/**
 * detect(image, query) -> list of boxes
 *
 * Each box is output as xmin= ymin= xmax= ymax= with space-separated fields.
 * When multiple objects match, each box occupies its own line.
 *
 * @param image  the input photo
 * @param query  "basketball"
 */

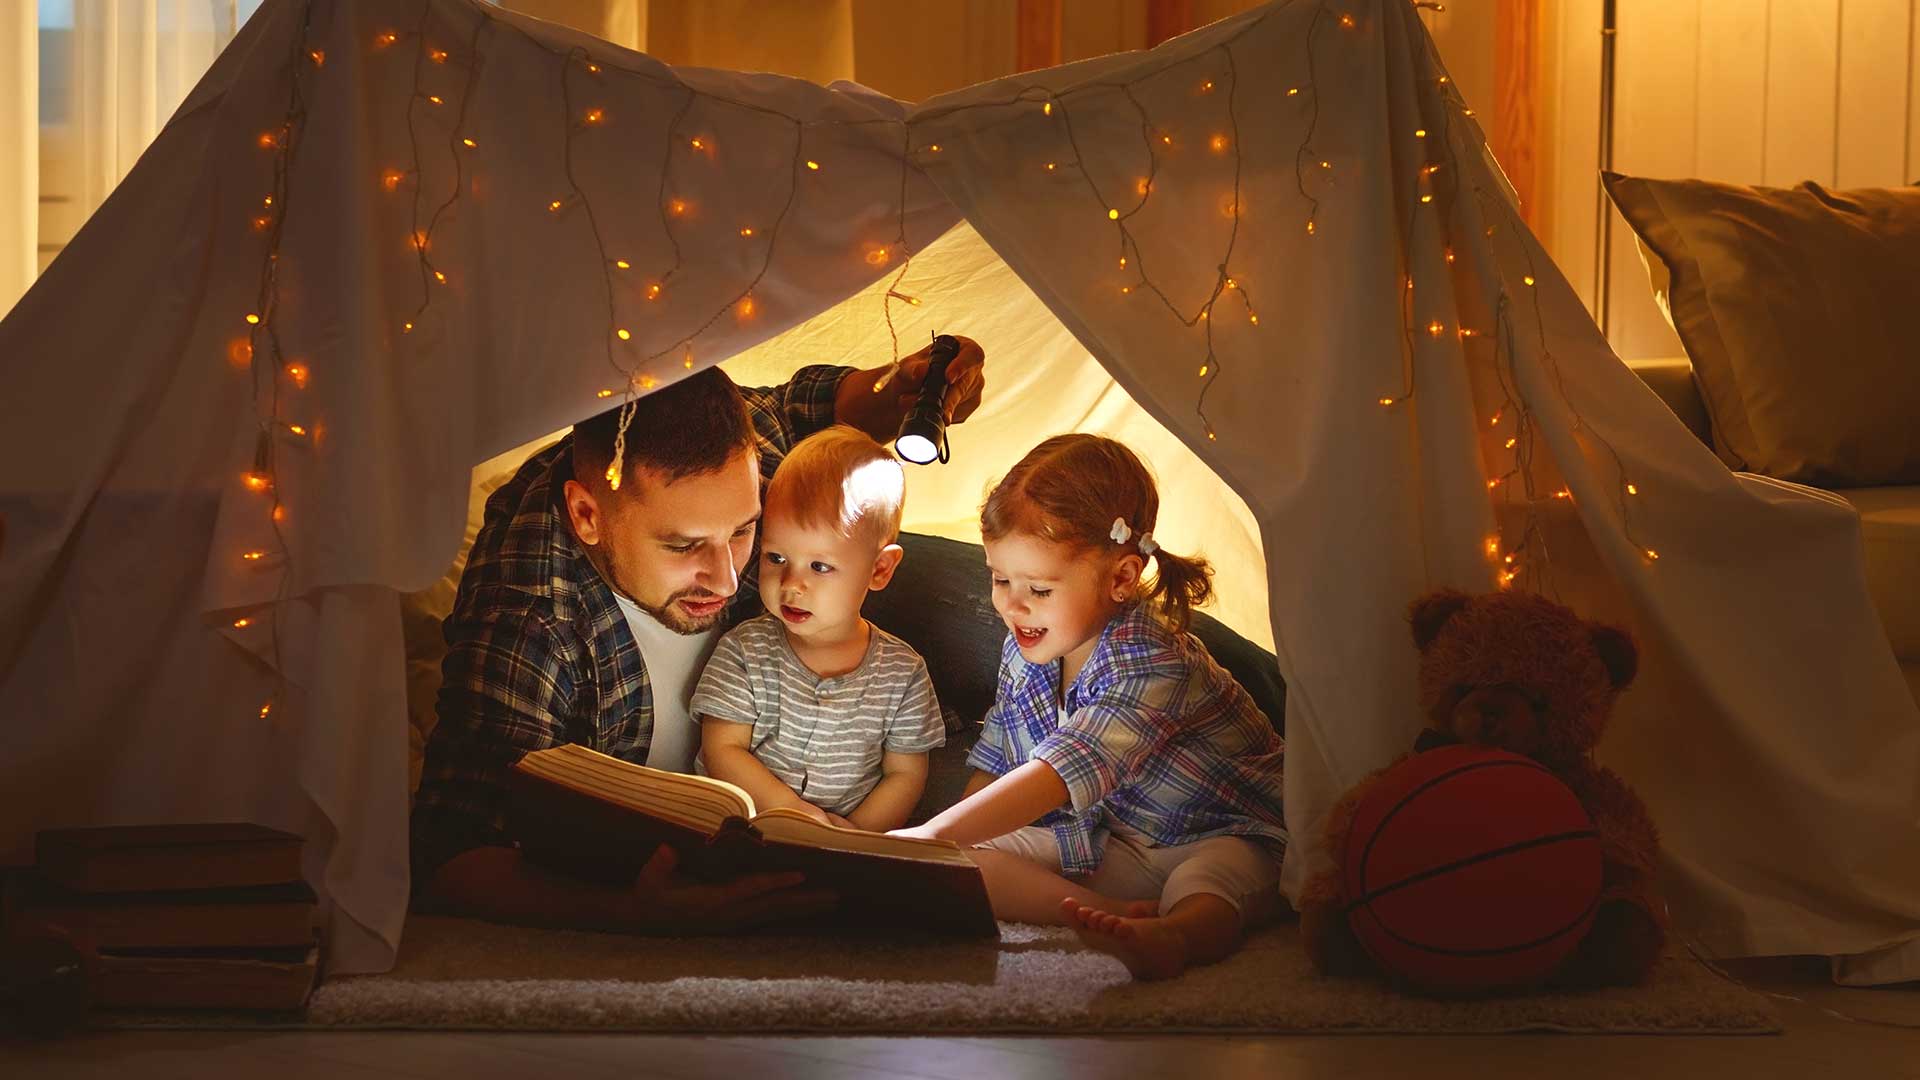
xmin=1341 ymin=744 xmax=1603 ymax=994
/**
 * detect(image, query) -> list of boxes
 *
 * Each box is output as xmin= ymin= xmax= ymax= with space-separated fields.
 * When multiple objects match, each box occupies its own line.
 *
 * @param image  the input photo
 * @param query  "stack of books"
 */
xmin=5 ymin=823 xmax=319 ymax=1011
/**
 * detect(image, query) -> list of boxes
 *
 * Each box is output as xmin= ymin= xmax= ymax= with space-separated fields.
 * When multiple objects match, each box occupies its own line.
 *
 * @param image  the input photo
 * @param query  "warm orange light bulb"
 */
xmin=427 ymin=95 xmax=444 ymax=105
xmin=308 ymin=49 xmax=325 ymax=66
xmin=1504 ymin=437 xmax=1517 ymax=449
xmin=1378 ymin=397 xmax=1396 ymax=406
xmin=429 ymin=48 xmax=448 ymax=63
xmin=245 ymin=313 xmax=261 ymax=325
xmin=1043 ymin=102 xmax=1052 ymax=116
xmin=461 ymin=137 xmax=476 ymax=148
xmin=1340 ymin=13 xmax=1356 ymax=28
xmin=1626 ymin=483 xmax=1639 ymax=495
xmin=614 ymin=259 xmax=630 ymax=269
xmin=1209 ymin=134 xmax=1228 ymax=153
xmin=645 ymin=283 xmax=662 ymax=300
xmin=257 ymin=132 xmax=277 ymax=149
xmin=584 ymin=108 xmax=604 ymax=125
xmin=597 ymin=389 xmax=614 ymax=399
xmin=375 ymin=30 xmax=398 ymax=47
xmin=242 ymin=550 xmax=267 ymax=561
xmin=433 ymin=269 xmax=447 ymax=283
xmin=243 ymin=472 xmax=270 ymax=492
xmin=1107 ymin=208 xmax=1119 ymax=220
xmin=1198 ymin=364 xmax=1209 ymax=377
xmin=738 ymin=227 xmax=755 ymax=238
xmin=616 ymin=328 xmax=631 ymax=341
xmin=286 ymin=362 xmax=309 ymax=387
xmin=806 ymin=160 xmax=820 ymax=170
xmin=381 ymin=169 xmax=404 ymax=191
xmin=1427 ymin=320 xmax=1443 ymax=336
xmin=1287 ymin=87 xmax=1300 ymax=96
xmin=234 ymin=617 xmax=253 ymax=629
xmin=1523 ymin=275 xmax=1536 ymax=286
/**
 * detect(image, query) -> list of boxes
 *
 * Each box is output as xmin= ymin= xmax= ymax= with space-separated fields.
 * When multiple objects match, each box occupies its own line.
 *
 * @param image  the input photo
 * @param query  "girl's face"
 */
xmin=984 ymin=531 xmax=1138 ymax=676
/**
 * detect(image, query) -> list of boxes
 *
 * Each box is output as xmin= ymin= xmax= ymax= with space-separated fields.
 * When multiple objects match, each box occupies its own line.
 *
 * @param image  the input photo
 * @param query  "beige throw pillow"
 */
xmin=1603 ymin=173 xmax=1920 ymax=487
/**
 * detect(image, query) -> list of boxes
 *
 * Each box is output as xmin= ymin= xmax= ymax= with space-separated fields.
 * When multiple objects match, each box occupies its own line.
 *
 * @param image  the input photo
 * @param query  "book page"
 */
xmin=516 ymin=745 xmax=758 ymax=832
xmin=751 ymin=808 xmax=975 ymax=866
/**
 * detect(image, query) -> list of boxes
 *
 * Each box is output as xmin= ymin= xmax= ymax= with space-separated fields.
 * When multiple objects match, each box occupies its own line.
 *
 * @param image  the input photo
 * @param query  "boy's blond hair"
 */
xmin=764 ymin=425 xmax=905 ymax=551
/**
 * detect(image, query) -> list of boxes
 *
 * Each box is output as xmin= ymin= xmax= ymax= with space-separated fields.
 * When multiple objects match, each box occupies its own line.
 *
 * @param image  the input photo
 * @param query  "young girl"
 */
xmin=892 ymin=434 xmax=1287 ymax=979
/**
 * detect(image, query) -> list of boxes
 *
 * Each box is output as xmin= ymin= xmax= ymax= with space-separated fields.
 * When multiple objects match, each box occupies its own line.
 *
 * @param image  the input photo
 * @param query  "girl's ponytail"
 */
xmin=1142 ymin=547 xmax=1212 ymax=633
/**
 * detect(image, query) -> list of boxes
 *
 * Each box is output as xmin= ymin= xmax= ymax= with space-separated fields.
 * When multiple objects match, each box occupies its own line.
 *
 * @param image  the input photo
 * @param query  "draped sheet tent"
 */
xmin=3 ymin=0 xmax=1916 ymax=981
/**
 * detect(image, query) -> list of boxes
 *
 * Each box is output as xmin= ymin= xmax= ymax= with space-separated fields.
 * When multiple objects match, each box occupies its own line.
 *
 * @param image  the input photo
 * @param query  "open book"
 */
xmin=508 ymin=744 xmax=997 ymax=937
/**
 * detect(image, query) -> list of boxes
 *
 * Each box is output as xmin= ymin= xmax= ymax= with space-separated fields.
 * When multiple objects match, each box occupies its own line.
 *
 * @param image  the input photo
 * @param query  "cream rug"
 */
xmin=276 ymin=917 xmax=1778 ymax=1035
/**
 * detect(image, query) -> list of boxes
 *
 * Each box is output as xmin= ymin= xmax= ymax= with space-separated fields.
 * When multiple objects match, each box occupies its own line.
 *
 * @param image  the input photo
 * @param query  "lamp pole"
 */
xmin=1592 ymin=0 xmax=1618 ymax=337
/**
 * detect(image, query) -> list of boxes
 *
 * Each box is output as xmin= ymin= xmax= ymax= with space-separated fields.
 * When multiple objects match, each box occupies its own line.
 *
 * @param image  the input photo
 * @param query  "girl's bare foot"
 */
xmin=1061 ymin=898 xmax=1190 ymax=979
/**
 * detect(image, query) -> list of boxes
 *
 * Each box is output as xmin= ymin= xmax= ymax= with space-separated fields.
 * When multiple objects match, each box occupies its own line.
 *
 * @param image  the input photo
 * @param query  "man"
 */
xmin=411 ymin=339 xmax=986 ymax=932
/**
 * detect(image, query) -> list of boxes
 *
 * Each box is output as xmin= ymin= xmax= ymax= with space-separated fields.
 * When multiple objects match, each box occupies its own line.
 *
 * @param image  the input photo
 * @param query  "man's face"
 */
xmin=569 ymin=448 xmax=761 ymax=634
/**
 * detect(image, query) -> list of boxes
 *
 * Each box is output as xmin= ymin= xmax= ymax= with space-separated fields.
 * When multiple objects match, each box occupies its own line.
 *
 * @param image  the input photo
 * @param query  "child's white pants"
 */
xmin=977 ymin=820 xmax=1281 ymax=919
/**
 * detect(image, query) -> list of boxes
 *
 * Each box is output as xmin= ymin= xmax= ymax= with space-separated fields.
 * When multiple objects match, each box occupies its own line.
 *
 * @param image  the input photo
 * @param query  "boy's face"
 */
xmin=758 ymin=507 xmax=903 ymax=644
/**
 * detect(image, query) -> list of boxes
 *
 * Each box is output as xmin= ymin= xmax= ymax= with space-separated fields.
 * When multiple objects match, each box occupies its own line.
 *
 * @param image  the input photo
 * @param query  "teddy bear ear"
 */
xmin=1409 ymin=590 xmax=1472 ymax=651
xmin=1590 ymin=624 xmax=1638 ymax=689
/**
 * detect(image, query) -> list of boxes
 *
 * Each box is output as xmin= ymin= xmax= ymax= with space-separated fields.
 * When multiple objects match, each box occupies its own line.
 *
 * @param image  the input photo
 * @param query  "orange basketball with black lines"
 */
xmin=1341 ymin=744 xmax=1603 ymax=994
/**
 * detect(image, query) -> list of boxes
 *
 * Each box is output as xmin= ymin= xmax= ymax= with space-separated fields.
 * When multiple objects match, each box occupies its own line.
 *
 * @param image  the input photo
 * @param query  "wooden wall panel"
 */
xmin=1838 ymin=0 xmax=1912 ymax=186
xmin=1694 ymin=1 xmax=1766 ymax=181
xmin=1762 ymin=0 xmax=1840 ymax=186
xmin=1607 ymin=0 xmax=1698 ymax=359
xmin=1546 ymin=0 xmax=1602 ymax=309
xmin=1911 ymin=0 xmax=1920 ymax=180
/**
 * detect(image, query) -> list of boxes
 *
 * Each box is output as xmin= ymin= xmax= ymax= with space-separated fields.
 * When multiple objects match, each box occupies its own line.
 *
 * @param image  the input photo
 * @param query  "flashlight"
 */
xmin=894 ymin=333 xmax=960 ymax=465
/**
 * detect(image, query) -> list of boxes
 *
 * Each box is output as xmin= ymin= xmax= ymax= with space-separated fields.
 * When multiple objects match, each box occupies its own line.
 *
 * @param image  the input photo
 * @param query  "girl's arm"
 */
xmin=845 ymin=750 xmax=930 ymax=832
xmin=903 ymin=759 xmax=1069 ymax=846
xmin=700 ymin=718 xmax=829 ymax=824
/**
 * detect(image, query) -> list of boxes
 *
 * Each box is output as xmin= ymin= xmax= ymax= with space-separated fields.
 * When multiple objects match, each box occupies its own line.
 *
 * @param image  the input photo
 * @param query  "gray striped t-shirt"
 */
xmin=690 ymin=615 xmax=945 ymax=817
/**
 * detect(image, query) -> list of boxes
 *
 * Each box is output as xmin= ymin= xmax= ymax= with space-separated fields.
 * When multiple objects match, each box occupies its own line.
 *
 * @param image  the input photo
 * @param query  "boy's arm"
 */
xmin=900 ymin=759 xmax=1069 ymax=847
xmin=845 ymin=750 xmax=931 ymax=832
xmin=700 ymin=718 xmax=831 ymax=824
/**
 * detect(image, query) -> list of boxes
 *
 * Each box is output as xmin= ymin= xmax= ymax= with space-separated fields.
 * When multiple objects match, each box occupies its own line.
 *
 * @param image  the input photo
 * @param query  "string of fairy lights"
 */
xmin=228 ymin=0 xmax=1655 ymax=723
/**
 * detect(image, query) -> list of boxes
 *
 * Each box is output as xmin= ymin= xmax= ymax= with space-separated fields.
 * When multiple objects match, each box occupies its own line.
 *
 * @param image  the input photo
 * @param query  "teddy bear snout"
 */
xmin=1450 ymin=686 xmax=1541 ymax=750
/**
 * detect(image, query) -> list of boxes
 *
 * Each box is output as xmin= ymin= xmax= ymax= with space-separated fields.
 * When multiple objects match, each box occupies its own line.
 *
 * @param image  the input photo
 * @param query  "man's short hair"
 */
xmin=573 ymin=368 xmax=756 ymax=492
xmin=764 ymin=425 xmax=905 ymax=551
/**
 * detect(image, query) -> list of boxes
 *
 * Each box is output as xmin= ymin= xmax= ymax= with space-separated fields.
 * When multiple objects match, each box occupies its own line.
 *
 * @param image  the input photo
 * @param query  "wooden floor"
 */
xmin=4 ymin=959 xmax=1917 ymax=1079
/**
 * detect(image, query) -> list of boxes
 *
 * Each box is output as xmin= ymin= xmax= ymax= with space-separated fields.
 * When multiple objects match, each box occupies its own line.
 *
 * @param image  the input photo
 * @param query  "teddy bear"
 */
xmin=1298 ymin=588 xmax=1668 ymax=990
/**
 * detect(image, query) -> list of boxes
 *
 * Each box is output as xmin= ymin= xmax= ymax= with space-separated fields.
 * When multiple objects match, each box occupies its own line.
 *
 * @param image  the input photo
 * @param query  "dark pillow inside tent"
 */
xmin=867 ymin=532 xmax=1286 ymax=823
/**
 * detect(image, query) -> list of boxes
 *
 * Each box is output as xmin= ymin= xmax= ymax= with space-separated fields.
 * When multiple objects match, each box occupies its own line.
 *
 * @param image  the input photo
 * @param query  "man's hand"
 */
xmin=886 ymin=335 xmax=985 ymax=425
xmin=621 ymin=845 xmax=836 ymax=934
xmin=835 ymin=335 xmax=987 ymax=446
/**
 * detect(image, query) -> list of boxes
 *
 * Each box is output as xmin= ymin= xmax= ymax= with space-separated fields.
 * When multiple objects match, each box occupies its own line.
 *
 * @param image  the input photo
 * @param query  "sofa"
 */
xmin=1631 ymin=357 xmax=1920 ymax=705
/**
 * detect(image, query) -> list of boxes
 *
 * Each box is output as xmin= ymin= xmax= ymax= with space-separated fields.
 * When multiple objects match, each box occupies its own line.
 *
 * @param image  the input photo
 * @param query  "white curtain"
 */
xmin=0 ymin=0 xmax=238 ymax=315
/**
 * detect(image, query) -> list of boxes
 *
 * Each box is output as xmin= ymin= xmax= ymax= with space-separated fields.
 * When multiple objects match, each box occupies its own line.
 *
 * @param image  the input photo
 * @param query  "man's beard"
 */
xmin=635 ymin=585 xmax=729 ymax=635
xmin=588 ymin=545 xmax=727 ymax=635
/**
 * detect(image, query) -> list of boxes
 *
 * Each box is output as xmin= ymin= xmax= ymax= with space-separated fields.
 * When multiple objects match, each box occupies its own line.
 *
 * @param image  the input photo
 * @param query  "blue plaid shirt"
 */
xmin=410 ymin=366 xmax=851 ymax=888
xmin=966 ymin=602 xmax=1287 ymax=876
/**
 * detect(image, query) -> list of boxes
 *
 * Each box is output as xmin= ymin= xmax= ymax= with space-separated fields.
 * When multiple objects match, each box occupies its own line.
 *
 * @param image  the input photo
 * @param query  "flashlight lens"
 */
xmin=896 ymin=432 xmax=939 ymax=465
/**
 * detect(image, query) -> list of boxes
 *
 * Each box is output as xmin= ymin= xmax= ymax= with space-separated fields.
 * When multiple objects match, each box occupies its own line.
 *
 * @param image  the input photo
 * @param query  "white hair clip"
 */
xmin=1110 ymin=517 xmax=1132 ymax=545
xmin=1137 ymin=532 xmax=1158 ymax=557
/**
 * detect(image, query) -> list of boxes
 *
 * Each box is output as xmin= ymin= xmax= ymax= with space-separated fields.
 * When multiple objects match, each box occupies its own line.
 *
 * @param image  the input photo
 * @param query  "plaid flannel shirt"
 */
xmin=409 ymin=365 xmax=851 ymax=889
xmin=966 ymin=602 xmax=1288 ymax=876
